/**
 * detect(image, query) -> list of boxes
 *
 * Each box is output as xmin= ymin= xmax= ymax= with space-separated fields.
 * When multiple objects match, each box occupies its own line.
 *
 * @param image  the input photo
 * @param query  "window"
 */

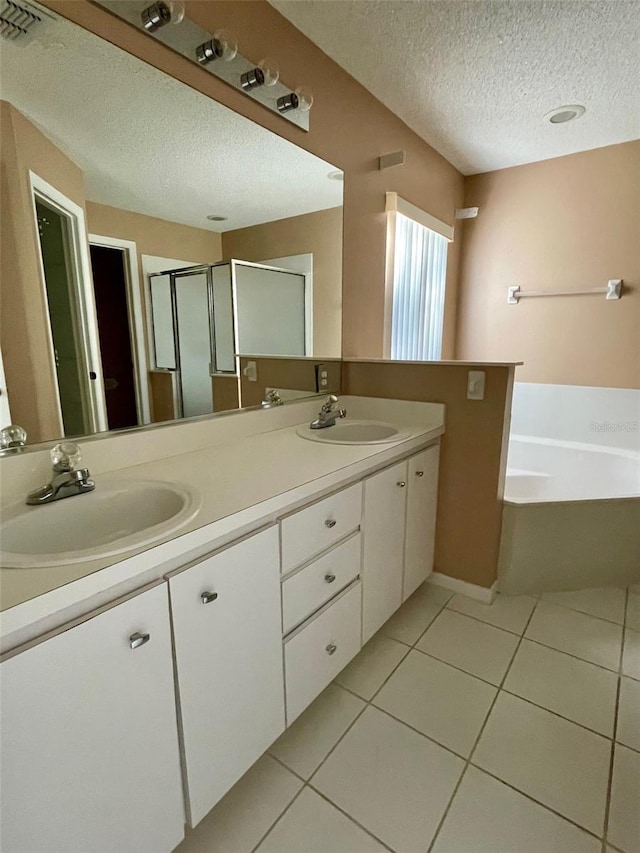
xmin=386 ymin=194 xmax=452 ymax=361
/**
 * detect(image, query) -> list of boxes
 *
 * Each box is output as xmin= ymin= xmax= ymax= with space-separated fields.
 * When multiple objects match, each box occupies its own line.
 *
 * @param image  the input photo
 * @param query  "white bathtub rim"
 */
xmin=504 ymin=494 xmax=640 ymax=507
xmin=510 ymin=433 xmax=640 ymax=460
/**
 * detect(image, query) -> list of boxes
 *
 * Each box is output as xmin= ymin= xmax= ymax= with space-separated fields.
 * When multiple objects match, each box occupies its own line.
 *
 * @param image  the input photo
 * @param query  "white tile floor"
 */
xmin=178 ymin=582 xmax=640 ymax=853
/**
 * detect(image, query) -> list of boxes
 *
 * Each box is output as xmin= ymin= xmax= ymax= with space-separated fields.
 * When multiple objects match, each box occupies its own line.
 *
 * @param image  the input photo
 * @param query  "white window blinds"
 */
xmin=390 ymin=212 xmax=448 ymax=361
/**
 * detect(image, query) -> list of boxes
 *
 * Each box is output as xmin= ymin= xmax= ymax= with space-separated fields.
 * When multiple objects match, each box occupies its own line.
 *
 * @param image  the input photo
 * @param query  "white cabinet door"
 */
xmin=0 ymin=584 xmax=185 ymax=853
xmin=362 ymin=460 xmax=408 ymax=643
xmin=170 ymin=527 xmax=285 ymax=827
xmin=403 ymin=445 xmax=440 ymax=600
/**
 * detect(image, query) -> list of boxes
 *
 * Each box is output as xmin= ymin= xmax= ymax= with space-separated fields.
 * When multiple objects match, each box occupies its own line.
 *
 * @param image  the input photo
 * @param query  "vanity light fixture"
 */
xmin=196 ymin=29 xmax=237 ymax=65
xmin=544 ymin=104 xmax=586 ymax=124
xmin=94 ymin=0 xmax=309 ymax=131
xmin=140 ymin=0 xmax=184 ymax=33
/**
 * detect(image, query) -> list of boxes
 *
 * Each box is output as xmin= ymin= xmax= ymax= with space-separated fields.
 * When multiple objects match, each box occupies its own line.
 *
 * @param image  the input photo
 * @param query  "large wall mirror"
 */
xmin=0 ymin=6 xmax=343 ymax=447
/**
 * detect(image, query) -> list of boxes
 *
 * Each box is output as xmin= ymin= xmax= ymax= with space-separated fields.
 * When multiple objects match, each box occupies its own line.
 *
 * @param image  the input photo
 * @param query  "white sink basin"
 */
xmin=0 ymin=480 xmax=199 ymax=568
xmin=296 ymin=420 xmax=411 ymax=445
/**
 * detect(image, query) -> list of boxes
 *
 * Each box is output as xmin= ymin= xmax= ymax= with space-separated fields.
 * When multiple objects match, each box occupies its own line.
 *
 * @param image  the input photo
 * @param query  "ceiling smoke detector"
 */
xmin=545 ymin=105 xmax=586 ymax=124
xmin=206 ymin=214 xmax=227 ymax=222
xmin=327 ymin=171 xmax=344 ymax=181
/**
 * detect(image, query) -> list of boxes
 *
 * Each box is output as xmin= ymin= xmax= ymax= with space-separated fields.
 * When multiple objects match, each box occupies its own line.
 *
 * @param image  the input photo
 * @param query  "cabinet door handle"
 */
xmin=397 ymin=481 xmax=406 ymax=488
xmin=326 ymin=643 xmax=337 ymax=655
xmin=324 ymin=573 xmax=336 ymax=584
xmin=416 ymin=471 xmax=424 ymax=477
xmin=324 ymin=519 xmax=337 ymax=528
xmin=129 ymin=632 xmax=150 ymax=650
xmin=201 ymin=591 xmax=219 ymax=604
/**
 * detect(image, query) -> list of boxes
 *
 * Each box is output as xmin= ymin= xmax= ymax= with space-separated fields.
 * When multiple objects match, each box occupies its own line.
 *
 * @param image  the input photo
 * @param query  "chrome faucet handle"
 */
xmin=321 ymin=394 xmax=339 ymax=412
xmin=51 ymin=441 xmax=82 ymax=473
xmin=0 ymin=424 xmax=27 ymax=449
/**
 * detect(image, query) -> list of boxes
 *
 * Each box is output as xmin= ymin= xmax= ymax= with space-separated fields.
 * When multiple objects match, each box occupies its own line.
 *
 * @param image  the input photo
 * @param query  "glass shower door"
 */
xmin=174 ymin=269 xmax=213 ymax=418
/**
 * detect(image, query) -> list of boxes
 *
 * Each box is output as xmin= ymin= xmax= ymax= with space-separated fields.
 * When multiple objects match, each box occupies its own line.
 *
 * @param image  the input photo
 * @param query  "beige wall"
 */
xmin=222 ymin=207 xmax=343 ymax=357
xmin=86 ymin=202 xmax=221 ymax=271
xmin=0 ymin=101 xmax=87 ymax=443
xmin=344 ymin=360 xmax=515 ymax=589
xmin=238 ymin=356 xmax=342 ymax=409
xmin=457 ymin=141 xmax=640 ymax=389
xmin=42 ymin=0 xmax=464 ymax=360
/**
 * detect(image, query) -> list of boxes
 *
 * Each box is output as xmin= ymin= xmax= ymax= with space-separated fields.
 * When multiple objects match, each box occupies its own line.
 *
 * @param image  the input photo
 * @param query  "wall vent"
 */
xmin=0 ymin=0 xmax=43 ymax=42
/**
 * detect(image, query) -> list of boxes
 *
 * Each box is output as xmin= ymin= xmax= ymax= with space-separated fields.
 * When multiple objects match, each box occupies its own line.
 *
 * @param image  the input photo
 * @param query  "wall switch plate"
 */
xmin=315 ymin=363 xmax=329 ymax=391
xmin=467 ymin=370 xmax=486 ymax=400
xmin=242 ymin=361 xmax=257 ymax=382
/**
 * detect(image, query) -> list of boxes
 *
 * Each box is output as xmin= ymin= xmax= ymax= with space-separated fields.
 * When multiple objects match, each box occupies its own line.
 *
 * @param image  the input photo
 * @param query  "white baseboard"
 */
xmin=428 ymin=572 xmax=497 ymax=603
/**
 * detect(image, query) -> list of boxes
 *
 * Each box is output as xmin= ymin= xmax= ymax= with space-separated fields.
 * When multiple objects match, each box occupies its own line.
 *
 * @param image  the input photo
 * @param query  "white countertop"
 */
xmin=0 ymin=397 xmax=444 ymax=651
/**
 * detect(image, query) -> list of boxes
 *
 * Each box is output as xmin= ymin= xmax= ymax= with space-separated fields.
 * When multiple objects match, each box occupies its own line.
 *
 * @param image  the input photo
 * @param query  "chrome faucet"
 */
xmin=262 ymin=389 xmax=283 ymax=408
xmin=26 ymin=442 xmax=95 ymax=506
xmin=0 ymin=424 xmax=27 ymax=454
xmin=310 ymin=395 xmax=347 ymax=430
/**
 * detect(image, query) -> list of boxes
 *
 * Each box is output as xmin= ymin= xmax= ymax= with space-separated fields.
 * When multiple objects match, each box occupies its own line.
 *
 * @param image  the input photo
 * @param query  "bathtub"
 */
xmin=498 ymin=436 xmax=640 ymax=594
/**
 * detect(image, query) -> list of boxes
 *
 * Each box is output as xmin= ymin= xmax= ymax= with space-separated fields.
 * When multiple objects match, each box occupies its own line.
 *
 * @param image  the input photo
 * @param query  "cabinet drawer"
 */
xmin=281 ymin=483 xmax=362 ymax=572
xmin=283 ymin=534 xmax=361 ymax=634
xmin=284 ymin=583 xmax=362 ymax=724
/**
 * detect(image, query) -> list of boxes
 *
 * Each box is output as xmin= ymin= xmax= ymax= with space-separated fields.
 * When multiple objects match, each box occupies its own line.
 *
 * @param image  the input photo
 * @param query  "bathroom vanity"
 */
xmin=0 ymin=397 xmax=443 ymax=851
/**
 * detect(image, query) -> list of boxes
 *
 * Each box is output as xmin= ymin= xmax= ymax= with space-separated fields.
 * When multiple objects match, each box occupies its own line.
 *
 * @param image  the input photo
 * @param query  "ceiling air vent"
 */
xmin=0 ymin=0 xmax=43 ymax=42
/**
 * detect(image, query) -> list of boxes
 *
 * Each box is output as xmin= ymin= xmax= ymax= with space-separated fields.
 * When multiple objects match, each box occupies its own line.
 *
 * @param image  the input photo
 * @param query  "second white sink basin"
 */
xmin=297 ymin=420 xmax=411 ymax=445
xmin=0 ymin=480 xmax=199 ymax=568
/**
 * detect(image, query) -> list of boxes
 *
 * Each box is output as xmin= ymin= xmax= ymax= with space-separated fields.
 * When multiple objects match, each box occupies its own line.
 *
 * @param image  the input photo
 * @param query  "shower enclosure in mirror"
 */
xmin=148 ymin=260 xmax=309 ymax=419
xmin=0 ymin=1 xmax=343 ymax=446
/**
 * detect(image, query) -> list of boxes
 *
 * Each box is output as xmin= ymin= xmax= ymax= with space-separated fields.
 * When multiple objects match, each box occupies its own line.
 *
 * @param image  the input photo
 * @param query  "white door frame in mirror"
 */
xmin=88 ymin=235 xmax=151 ymax=425
xmin=28 ymin=172 xmax=108 ymax=435
xmin=0 ymin=344 xmax=12 ymax=430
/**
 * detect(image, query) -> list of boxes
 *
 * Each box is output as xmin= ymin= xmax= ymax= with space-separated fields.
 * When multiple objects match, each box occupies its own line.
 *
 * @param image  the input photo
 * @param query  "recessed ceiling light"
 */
xmin=327 ymin=170 xmax=344 ymax=181
xmin=545 ymin=105 xmax=586 ymax=124
xmin=207 ymin=214 xmax=227 ymax=221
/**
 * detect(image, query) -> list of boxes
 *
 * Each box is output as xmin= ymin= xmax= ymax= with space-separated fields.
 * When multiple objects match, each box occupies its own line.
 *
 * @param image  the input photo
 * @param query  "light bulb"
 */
xmin=295 ymin=86 xmax=313 ymax=112
xmin=141 ymin=1 xmax=185 ymax=33
xmin=258 ymin=57 xmax=279 ymax=86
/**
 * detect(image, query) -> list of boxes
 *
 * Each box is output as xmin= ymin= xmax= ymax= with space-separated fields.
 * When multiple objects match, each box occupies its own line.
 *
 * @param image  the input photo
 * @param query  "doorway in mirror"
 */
xmin=89 ymin=245 xmax=139 ymax=431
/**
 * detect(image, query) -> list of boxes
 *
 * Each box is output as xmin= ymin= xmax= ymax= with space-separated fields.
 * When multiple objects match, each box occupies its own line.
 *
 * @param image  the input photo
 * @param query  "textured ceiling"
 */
xmin=270 ymin=0 xmax=640 ymax=174
xmin=0 ymin=13 xmax=342 ymax=231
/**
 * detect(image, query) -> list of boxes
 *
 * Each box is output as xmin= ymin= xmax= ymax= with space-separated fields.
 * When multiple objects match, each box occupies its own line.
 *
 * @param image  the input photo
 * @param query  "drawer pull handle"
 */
xmin=325 ymin=519 xmax=337 ymax=528
xmin=201 ymin=591 xmax=219 ymax=604
xmin=326 ymin=643 xmax=338 ymax=655
xmin=416 ymin=471 xmax=424 ymax=477
xmin=324 ymin=573 xmax=337 ymax=584
xmin=129 ymin=632 xmax=150 ymax=650
xmin=397 ymin=481 xmax=406 ymax=488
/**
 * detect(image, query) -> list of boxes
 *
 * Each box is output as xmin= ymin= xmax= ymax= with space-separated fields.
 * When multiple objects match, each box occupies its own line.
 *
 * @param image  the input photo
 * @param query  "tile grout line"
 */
xmin=537 ymin=595 xmax=629 ymax=628
xmin=600 ymin=587 xmax=628 ymax=853
xmin=523 ymin=635 xmax=626 ymax=677
xmin=267 ymin=591 xmax=456 ymax=853
xmin=249 ymin=783 xmax=308 ymax=853
xmin=378 ymin=639 xmax=622 ymax=744
xmin=260 ymin=584 xmax=635 ymax=852
xmin=443 ymin=601 xmax=536 ymax=636
xmin=426 ymin=597 xmax=541 ymax=853
xmin=463 ymin=763 xmax=605 ymax=844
